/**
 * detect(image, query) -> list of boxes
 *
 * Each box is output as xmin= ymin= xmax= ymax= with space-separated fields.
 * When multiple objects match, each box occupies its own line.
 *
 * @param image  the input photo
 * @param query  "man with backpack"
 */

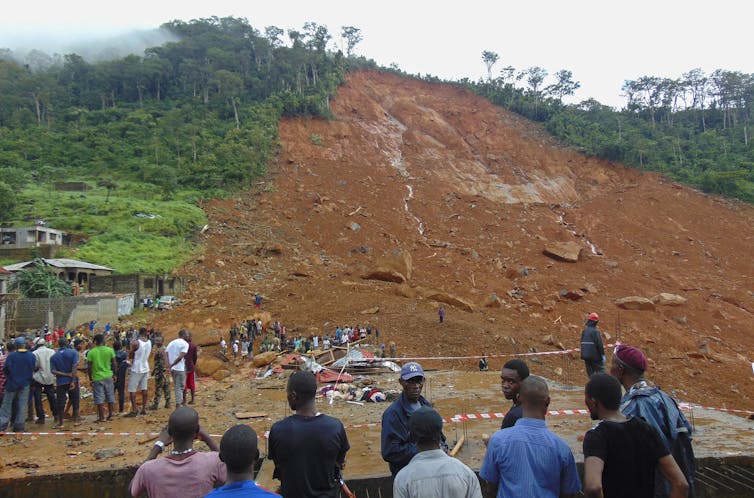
xmin=610 ymin=344 xmax=696 ymax=497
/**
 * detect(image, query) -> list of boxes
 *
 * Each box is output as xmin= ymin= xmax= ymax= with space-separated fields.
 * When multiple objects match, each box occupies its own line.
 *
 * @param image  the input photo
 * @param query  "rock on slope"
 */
xmin=158 ymin=70 xmax=754 ymax=411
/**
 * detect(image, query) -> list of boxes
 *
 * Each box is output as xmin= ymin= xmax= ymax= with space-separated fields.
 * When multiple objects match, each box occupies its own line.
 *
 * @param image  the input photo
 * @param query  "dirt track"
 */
xmin=4 ymin=69 xmax=754 ymax=480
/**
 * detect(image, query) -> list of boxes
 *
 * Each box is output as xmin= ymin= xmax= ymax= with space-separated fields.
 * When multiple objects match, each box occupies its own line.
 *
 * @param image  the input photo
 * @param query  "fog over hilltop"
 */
xmin=0 ymin=28 xmax=180 ymax=70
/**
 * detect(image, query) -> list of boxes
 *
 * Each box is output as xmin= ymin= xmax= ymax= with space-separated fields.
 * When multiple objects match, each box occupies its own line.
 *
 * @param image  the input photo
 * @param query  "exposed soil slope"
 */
xmin=160 ymin=70 xmax=754 ymax=410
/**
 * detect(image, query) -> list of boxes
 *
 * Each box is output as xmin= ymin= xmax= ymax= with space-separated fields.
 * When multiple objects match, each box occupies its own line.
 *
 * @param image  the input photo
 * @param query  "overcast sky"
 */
xmin=1 ymin=0 xmax=751 ymax=108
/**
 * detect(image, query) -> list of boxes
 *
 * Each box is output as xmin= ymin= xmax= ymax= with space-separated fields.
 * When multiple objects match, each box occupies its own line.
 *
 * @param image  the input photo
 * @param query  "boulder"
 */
xmin=196 ymin=357 xmax=226 ymax=377
xmin=651 ymin=293 xmax=687 ymax=306
xmin=252 ymin=351 xmax=278 ymax=368
xmin=363 ymin=250 xmax=413 ymax=284
xmin=394 ymin=284 xmax=419 ymax=298
xmin=422 ymin=290 xmax=475 ymax=313
xmin=543 ymin=242 xmax=581 ymax=262
xmin=483 ymin=293 xmax=503 ymax=308
xmin=614 ymin=296 xmax=656 ymax=311
xmin=363 ymin=268 xmax=407 ymax=283
xmin=212 ymin=369 xmax=231 ymax=381
xmin=559 ymin=289 xmax=585 ymax=301
xmin=360 ymin=307 xmax=380 ymax=315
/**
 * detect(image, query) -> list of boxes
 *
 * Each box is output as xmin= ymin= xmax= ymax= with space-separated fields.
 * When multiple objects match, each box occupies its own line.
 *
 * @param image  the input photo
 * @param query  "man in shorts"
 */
xmin=86 ymin=334 xmax=116 ymax=422
xmin=126 ymin=327 xmax=152 ymax=417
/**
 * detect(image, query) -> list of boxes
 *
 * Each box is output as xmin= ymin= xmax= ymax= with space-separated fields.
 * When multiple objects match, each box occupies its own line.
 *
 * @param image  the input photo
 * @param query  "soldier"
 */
xmin=149 ymin=336 xmax=171 ymax=410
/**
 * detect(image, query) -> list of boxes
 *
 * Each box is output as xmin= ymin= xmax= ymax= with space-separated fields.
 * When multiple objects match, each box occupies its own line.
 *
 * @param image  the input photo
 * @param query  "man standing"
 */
xmin=129 ymin=406 xmax=226 ymax=498
xmin=381 ymin=362 xmax=446 ymax=477
xmin=165 ymin=329 xmax=190 ymax=408
xmin=268 ymin=371 xmax=350 ymax=497
xmin=149 ymin=335 xmax=171 ymax=410
xmin=438 ymin=305 xmax=445 ymax=324
xmin=0 ymin=337 xmax=38 ymax=432
xmin=86 ymin=333 xmax=117 ymax=422
xmin=126 ymin=327 xmax=151 ymax=417
xmin=50 ymin=337 xmax=80 ymax=428
xmin=206 ymin=425 xmax=279 ymax=497
xmin=583 ymin=373 xmax=689 ymax=498
xmin=480 ymin=376 xmax=581 ymax=498
xmin=183 ymin=332 xmax=199 ymax=405
xmin=393 ymin=406 xmax=482 ymax=498
xmin=30 ymin=337 xmax=57 ymax=424
xmin=610 ymin=344 xmax=696 ymax=497
xmin=580 ymin=312 xmax=605 ymax=377
xmin=499 ymin=359 xmax=529 ymax=429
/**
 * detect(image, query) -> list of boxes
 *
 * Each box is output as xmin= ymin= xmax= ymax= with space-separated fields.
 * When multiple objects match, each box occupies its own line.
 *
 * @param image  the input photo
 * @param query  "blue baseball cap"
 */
xmin=400 ymin=362 xmax=424 ymax=380
xmin=14 ymin=336 xmax=27 ymax=347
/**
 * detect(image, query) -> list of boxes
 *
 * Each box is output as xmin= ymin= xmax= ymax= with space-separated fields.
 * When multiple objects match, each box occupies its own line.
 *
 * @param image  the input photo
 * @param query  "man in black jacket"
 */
xmin=580 ymin=312 xmax=605 ymax=377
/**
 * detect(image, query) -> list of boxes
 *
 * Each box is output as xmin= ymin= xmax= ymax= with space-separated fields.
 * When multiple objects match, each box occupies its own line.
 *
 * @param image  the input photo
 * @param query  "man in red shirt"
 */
xmin=183 ymin=332 xmax=199 ymax=405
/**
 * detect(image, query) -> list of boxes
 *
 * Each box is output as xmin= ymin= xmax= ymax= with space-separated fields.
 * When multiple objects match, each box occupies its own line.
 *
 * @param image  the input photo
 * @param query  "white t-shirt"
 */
xmin=131 ymin=338 xmax=152 ymax=374
xmin=165 ymin=337 xmax=190 ymax=372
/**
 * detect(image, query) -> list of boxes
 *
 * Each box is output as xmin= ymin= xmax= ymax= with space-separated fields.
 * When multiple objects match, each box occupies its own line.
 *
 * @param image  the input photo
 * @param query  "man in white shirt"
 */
xmin=393 ymin=406 xmax=481 ymax=498
xmin=31 ymin=337 xmax=56 ymax=424
xmin=165 ymin=330 xmax=190 ymax=409
xmin=126 ymin=327 xmax=152 ymax=417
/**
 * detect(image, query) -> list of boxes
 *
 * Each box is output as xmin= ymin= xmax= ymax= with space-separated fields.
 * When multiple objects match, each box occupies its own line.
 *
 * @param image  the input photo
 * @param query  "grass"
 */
xmin=9 ymin=181 xmax=208 ymax=274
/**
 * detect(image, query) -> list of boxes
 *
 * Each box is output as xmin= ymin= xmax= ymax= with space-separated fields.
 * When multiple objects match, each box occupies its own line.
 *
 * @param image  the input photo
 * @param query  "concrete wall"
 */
xmin=0 ymin=245 xmax=56 ymax=261
xmin=90 ymin=274 xmax=191 ymax=303
xmin=15 ymin=294 xmax=132 ymax=331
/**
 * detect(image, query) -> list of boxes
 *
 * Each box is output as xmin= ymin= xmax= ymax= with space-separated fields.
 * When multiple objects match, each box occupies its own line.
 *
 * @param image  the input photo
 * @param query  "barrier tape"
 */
xmin=4 ymin=402 xmax=752 ymax=439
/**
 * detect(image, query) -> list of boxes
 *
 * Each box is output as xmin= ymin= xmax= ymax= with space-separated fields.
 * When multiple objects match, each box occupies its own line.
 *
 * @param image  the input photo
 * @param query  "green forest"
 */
xmin=1 ymin=17 xmax=753 ymax=274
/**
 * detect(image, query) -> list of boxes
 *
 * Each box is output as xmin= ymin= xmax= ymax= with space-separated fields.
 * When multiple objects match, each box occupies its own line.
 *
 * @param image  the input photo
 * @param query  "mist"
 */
xmin=0 ymin=28 xmax=181 ymax=70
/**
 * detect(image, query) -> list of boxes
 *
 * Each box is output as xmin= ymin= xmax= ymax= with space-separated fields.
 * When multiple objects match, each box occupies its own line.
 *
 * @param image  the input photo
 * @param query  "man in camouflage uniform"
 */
xmin=149 ymin=336 xmax=171 ymax=410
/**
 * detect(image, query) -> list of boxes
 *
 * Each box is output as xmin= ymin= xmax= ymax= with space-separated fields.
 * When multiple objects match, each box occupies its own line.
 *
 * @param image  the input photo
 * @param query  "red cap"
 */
xmin=588 ymin=312 xmax=600 ymax=322
xmin=614 ymin=344 xmax=648 ymax=372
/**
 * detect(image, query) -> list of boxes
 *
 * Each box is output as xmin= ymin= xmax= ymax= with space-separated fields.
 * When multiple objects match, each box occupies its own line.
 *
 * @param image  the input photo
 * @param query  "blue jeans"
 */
xmin=0 ymin=385 xmax=31 ymax=432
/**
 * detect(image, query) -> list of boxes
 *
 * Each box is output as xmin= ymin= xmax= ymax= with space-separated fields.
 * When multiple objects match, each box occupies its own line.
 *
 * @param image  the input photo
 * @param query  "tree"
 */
xmin=97 ymin=179 xmax=118 ymax=204
xmin=341 ymin=26 xmax=363 ymax=57
xmin=482 ymin=51 xmax=499 ymax=82
xmin=12 ymin=259 xmax=73 ymax=298
xmin=545 ymin=69 xmax=581 ymax=101
xmin=524 ymin=66 xmax=548 ymax=96
xmin=0 ymin=181 xmax=16 ymax=221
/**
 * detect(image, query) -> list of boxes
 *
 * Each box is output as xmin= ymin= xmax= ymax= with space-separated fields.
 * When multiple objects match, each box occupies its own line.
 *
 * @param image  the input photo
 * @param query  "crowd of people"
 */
xmin=1 ymin=311 xmax=697 ymax=498
xmin=223 ymin=320 xmax=385 ymax=362
xmin=0 ymin=326 xmax=201 ymax=431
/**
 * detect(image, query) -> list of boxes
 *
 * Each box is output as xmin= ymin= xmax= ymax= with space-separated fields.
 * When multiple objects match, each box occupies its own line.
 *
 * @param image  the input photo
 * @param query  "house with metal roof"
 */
xmin=3 ymin=258 xmax=114 ymax=293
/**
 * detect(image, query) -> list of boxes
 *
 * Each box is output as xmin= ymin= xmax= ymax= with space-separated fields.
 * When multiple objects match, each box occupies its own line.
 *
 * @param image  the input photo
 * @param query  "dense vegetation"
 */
xmin=0 ymin=16 xmax=372 ymax=272
xmin=457 ymin=56 xmax=754 ymax=201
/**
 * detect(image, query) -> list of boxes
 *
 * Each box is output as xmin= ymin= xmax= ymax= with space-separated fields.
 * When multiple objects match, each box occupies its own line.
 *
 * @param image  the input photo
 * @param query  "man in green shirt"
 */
xmin=86 ymin=334 xmax=117 ymax=422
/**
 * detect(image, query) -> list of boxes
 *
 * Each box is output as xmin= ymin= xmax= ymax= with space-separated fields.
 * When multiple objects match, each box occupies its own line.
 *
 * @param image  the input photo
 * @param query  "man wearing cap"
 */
xmin=393 ymin=406 xmax=482 ymax=498
xmin=30 ymin=336 xmax=57 ymax=424
xmin=580 ymin=312 xmax=605 ymax=377
xmin=611 ymin=344 xmax=696 ymax=498
xmin=381 ymin=362 xmax=447 ymax=477
xmin=0 ymin=337 xmax=38 ymax=432
xmin=582 ymin=373 xmax=689 ymax=498
xmin=480 ymin=376 xmax=581 ymax=498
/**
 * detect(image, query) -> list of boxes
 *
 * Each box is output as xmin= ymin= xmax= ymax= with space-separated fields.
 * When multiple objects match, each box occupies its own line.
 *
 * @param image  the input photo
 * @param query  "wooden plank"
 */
xmin=235 ymin=411 xmax=268 ymax=419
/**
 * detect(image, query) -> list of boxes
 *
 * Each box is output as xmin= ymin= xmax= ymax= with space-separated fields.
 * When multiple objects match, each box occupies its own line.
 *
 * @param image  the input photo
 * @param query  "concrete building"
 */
xmin=0 ymin=225 xmax=67 ymax=249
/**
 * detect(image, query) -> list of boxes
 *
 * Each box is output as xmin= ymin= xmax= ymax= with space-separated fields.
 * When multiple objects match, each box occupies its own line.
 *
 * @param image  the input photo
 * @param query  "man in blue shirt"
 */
xmin=381 ymin=362 xmax=447 ymax=477
xmin=480 ymin=376 xmax=581 ymax=498
xmin=0 ymin=337 xmax=38 ymax=432
xmin=50 ymin=337 xmax=80 ymax=428
xmin=206 ymin=424 xmax=279 ymax=497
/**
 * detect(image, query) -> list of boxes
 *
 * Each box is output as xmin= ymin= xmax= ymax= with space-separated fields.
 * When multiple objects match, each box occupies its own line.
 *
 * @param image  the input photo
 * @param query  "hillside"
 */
xmin=156 ymin=70 xmax=754 ymax=411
